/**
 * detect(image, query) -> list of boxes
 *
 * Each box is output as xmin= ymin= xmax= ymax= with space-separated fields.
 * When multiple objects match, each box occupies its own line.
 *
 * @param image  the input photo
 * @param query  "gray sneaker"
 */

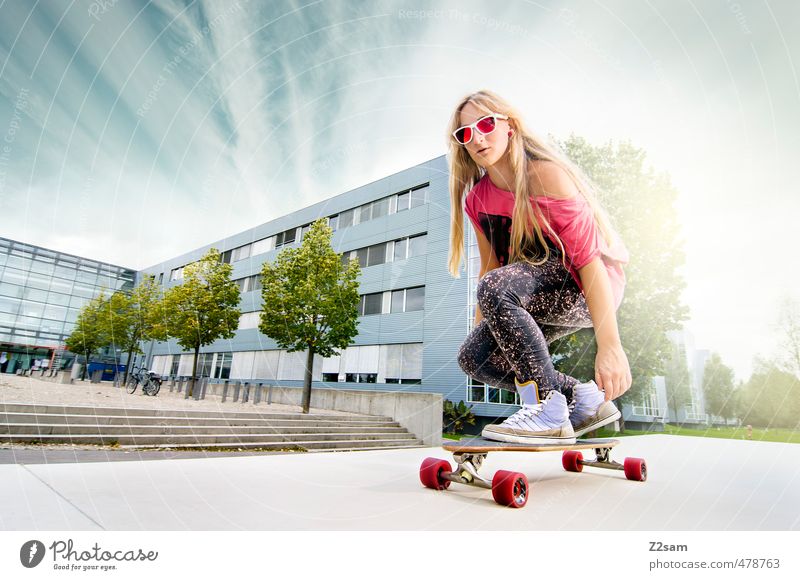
xmin=568 ymin=381 xmax=621 ymax=437
xmin=482 ymin=390 xmax=577 ymax=445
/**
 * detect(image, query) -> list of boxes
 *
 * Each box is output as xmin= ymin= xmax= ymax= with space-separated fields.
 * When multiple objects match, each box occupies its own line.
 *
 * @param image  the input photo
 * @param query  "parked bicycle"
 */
xmin=125 ymin=366 xmax=162 ymax=396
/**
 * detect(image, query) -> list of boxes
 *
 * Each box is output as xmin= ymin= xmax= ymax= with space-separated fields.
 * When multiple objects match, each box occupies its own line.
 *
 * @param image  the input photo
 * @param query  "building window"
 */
xmin=404 ymin=286 xmax=424 ymax=312
xmin=232 ymin=244 xmax=251 ymax=262
xmin=251 ymin=237 xmax=274 ymax=256
xmin=322 ymin=373 xmax=339 ymax=382
xmin=408 ymin=234 xmax=427 ymax=258
xmin=338 ymin=209 xmax=355 ymax=229
xmin=275 ymin=228 xmax=296 ymax=248
xmin=238 ymin=311 xmax=260 ymax=330
xmin=213 ymin=353 xmax=232 ymax=379
xmin=396 ymin=191 xmax=409 ymax=212
xmin=366 ymin=243 xmax=385 ymax=267
xmin=393 ymin=238 xmax=408 ymax=261
xmin=410 ymin=184 xmax=428 ymax=208
xmin=361 ymin=293 xmax=383 ymax=316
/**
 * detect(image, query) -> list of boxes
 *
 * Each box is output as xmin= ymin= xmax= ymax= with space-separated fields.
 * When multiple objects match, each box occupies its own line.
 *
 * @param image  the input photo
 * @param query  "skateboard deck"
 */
xmin=443 ymin=437 xmax=620 ymax=453
xmin=420 ymin=436 xmax=646 ymax=509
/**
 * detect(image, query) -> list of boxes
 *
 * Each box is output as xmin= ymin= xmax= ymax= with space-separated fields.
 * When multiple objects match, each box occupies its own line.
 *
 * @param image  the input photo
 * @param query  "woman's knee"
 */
xmin=456 ymin=341 xmax=473 ymax=374
xmin=476 ymin=267 xmax=507 ymax=314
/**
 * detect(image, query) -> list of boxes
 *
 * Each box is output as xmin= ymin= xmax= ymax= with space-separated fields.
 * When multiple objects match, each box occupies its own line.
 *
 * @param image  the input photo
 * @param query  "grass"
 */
xmin=445 ymin=425 xmax=800 ymax=444
xmin=592 ymin=424 xmax=800 ymax=444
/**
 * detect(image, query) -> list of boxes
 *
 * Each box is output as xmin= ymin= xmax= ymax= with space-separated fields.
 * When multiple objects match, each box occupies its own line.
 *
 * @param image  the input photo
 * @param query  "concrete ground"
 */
xmin=2 ymin=433 xmax=799 ymax=531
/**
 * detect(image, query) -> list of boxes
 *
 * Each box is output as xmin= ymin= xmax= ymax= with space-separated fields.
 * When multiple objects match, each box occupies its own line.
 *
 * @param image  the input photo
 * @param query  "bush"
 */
xmin=443 ymin=400 xmax=476 ymax=435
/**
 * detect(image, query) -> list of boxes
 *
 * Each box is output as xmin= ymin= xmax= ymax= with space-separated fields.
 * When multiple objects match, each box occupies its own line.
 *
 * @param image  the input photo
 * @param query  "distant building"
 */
xmin=0 ymin=237 xmax=135 ymax=373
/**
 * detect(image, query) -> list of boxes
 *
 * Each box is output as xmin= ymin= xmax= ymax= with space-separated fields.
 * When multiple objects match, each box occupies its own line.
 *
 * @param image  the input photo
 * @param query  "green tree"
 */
xmin=738 ymin=359 xmax=800 ymax=428
xmin=702 ymin=352 xmax=737 ymax=421
xmin=97 ymin=277 xmax=166 ymax=384
xmin=259 ymin=218 xmax=360 ymax=413
xmin=65 ymin=293 xmax=107 ymax=380
xmin=550 ymin=137 xmax=689 ymax=428
xmin=664 ymin=341 xmax=692 ymax=423
xmin=162 ymin=249 xmax=240 ymax=396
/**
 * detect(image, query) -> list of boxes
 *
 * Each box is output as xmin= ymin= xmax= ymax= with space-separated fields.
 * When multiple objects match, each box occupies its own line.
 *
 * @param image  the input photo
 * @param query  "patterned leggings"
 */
xmin=457 ymin=246 xmax=594 ymax=402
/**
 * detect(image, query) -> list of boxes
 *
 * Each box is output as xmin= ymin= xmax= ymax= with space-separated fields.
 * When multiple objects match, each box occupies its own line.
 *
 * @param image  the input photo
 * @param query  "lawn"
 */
xmin=444 ymin=425 xmax=800 ymax=444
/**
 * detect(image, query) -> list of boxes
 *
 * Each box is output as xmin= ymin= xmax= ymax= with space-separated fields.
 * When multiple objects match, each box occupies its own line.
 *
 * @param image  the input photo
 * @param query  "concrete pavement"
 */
xmin=2 ymin=434 xmax=799 ymax=530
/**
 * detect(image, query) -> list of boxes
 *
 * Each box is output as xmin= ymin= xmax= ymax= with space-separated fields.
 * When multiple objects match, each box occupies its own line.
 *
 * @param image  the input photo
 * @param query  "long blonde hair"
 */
xmin=447 ymin=89 xmax=616 ymax=278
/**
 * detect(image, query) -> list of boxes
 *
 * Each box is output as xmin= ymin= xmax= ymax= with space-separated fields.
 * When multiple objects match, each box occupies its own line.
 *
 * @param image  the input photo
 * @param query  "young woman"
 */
xmin=447 ymin=90 xmax=632 ymax=444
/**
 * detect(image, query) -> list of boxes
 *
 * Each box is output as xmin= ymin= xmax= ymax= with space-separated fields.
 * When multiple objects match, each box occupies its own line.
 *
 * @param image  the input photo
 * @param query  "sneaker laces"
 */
xmin=504 ymin=403 xmax=544 ymax=426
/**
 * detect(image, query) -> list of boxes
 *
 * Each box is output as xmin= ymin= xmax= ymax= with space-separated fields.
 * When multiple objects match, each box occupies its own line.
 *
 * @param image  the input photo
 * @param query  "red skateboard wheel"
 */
xmin=491 ymin=470 xmax=529 ymax=508
xmin=623 ymin=457 xmax=647 ymax=481
xmin=562 ymin=450 xmax=584 ymax=472
xmin=419 ymin=457 xmax=452 ymax=490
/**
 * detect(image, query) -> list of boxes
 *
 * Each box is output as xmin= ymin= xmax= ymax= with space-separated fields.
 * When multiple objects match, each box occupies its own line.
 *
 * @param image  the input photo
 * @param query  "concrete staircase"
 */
xmin=0 ymin=403 xmax=424 ymax=452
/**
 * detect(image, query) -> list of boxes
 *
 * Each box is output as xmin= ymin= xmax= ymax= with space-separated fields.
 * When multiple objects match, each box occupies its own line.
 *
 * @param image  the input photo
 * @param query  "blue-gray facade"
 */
xmin=139 ymin=155 xmax=521 ymax=420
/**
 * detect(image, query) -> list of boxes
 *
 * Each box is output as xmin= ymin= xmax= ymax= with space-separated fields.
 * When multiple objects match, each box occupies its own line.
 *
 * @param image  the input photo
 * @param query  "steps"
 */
xmin=0 ymin=403 xmax=424 ymax=452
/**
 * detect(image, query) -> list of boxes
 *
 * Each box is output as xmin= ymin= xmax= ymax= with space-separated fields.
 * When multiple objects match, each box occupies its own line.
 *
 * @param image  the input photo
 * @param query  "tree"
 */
xmin=550 ymin=137 xmax=690 ymax=428
xmin=97 ymin=277 xmax=167 ymax=384
xmin=664 ymin=341 xmax=692 ymax=423
xmin=162 ymin=248 xmax=240 ymax=396
xmin=774 ymin=297 xmax=800 ymax=378
xmin=259 ymin=218 xmax=361 ymax=413
xmin=702 ymin=352 xmax=737 ymax=421
xmin=738 ymin=359 xmax=800 ymax=429
xmin=65 ymin=293 xmax=107 ymax=380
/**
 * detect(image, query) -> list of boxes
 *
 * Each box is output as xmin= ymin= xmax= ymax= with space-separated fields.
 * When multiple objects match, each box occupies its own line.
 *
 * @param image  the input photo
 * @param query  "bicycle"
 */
xmin=126 ymin=366 xmax=162 ymax=396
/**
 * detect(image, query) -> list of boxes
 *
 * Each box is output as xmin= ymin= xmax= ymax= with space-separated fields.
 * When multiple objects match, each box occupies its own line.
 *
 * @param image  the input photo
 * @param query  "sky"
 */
xmin=0 ymin=0 xmax=797 ymax=381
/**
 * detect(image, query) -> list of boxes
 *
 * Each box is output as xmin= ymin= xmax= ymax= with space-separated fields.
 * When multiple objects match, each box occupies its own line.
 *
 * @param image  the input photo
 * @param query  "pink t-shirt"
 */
xmin=464 ymin=173 xmax=629 ymax=309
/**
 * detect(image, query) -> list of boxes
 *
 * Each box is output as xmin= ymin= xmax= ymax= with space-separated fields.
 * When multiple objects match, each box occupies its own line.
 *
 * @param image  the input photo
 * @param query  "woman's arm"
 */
xmin=578 ymin=257 xmax=632 ymax=400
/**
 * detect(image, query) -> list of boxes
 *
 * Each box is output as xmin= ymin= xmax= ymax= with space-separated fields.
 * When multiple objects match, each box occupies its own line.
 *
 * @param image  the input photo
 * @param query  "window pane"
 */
xmin=393 ymin=238 xmax=408 ymax=261
xmin=469 ymin=386 xmax=486 ymax=402
xmin=404 ymin=286 xmax=425 ymax=312
xmin=363 ymin=293 xmax=382 ymax=315
xmin=408 ymin=234 xmax=427 ymax=257
xmin=366 ymin=243 xmax=385 ymax=267
xmin=410 ymin=187 xmax=427 ymax=208
xmin=359 ymin=203 xmax=372 ymax=222
xmin=339 ymin=209 xmax=354 ymax=228
xmin=501 ymin=389 xmax=517 ymax=404
xmin=396 ymin=192 xmax=409 ymax=211
xmin=371 ymin=198 xmax=389 ymax=219
xmin=488 ymin=387 xmax=500 ymax=403
xmin=221 ymin=250 xmax=232 ymax=263
xmin=328 ymin=215 xmax=338 ymax=231
xmin=390 ymin=289 xmax=404 ymax=313
xmin=357 ymin=248 xmax=368 ymax=268
xmin=283 ymin=228 xmax=296 ymax=245
xmin=251 ymin=237 xmax=274 ymax=256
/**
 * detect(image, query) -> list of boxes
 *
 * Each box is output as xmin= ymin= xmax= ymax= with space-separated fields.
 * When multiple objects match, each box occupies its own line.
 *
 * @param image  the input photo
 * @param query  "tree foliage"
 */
xmin=96 ymin=277 xmax=166 ymax=383
xmin=64 ymin=292 xmax=107 ymax=380
xmin=702 ymin=352 xmax=737 ymax=421
xmin=259 ymin=218 xmax=361 ymax=413
xmin=550 ymin=137 xmax=690 ymax=415
xmin=738 ymin=359 xmax=800 ymax=429
xmin=161 ymin=248 xmax=240 ymax=395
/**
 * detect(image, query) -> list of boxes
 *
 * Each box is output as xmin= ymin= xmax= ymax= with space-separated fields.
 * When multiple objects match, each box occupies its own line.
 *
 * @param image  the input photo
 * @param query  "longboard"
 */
xmin=420 ymin=436 xmax=646 ymax=508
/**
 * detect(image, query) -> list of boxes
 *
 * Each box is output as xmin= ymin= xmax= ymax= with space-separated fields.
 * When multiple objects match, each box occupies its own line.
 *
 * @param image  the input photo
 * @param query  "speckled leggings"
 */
xmin=457 ymin=247 xmax=594 ymax=401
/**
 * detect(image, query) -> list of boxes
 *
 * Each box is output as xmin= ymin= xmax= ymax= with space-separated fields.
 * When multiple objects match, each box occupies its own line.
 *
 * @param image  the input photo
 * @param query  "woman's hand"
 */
xmin=595 ymin=343 xmax=632 ymax=401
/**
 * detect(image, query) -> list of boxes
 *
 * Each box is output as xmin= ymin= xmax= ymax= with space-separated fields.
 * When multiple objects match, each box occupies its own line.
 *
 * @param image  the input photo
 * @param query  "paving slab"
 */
xmin=2 ymin=434 xmax=798 ymax=530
